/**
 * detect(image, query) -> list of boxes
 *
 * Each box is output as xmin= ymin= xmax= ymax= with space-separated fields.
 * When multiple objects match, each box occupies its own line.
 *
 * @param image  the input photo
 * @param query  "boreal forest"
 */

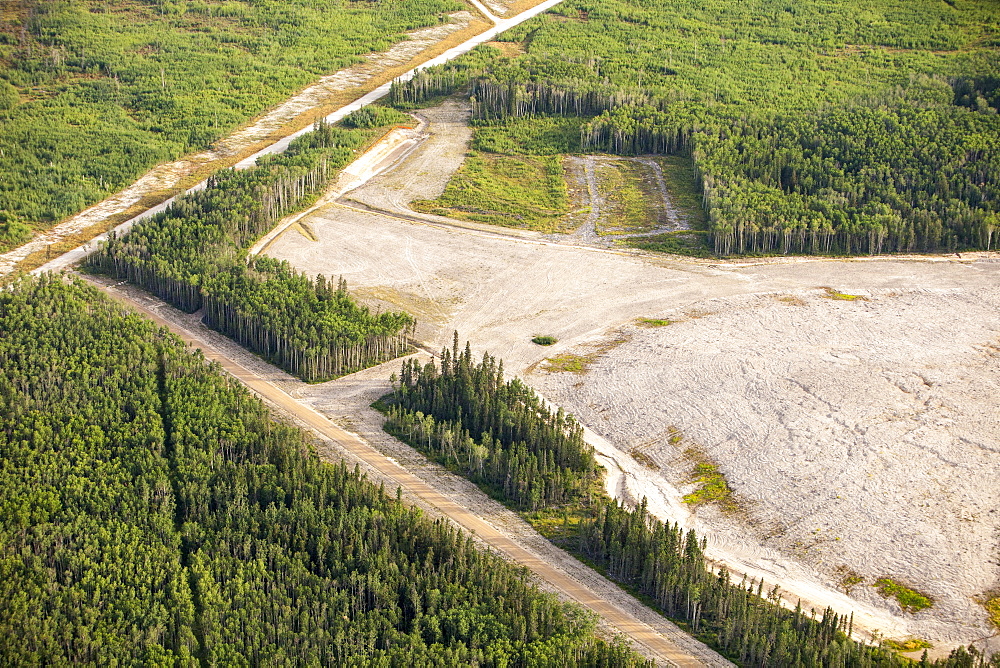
xmin=391 ymin=0 xmax=1000 ymax=256
xmin=2 ymin=0 xmax=999 ymax=665
xmin=0 ymin=276 xmax=651 ymax=666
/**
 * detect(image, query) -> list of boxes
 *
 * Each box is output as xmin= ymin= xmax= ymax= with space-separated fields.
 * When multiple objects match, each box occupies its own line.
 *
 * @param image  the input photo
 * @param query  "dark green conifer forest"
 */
xmin=0 ymin=275 xmax=650 ymax=666
xmin=383 ymin=335 xmax=600 ymax=510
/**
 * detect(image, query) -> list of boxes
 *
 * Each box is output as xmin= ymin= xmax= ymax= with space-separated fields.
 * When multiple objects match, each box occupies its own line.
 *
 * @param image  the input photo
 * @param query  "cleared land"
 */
xmin=264 ymin=100 xmax=1000 ymax=654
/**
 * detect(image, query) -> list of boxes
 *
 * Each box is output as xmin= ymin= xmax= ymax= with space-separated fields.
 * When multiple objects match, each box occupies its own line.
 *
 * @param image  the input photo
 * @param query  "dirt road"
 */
xmin=81 ymin=274 xmax=730 ymax=668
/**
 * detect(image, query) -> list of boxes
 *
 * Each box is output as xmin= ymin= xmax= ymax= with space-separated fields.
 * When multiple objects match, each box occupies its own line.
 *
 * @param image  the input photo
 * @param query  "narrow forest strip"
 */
xmin=87 ymin=113 xmax=415 ymax=382
xmin=379 ymin=338 xmax=1000 ymax=667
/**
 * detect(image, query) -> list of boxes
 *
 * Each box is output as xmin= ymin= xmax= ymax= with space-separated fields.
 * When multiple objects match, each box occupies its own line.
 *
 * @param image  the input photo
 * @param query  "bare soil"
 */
xmin=264 ymin=99 xmax=1000 ymax=654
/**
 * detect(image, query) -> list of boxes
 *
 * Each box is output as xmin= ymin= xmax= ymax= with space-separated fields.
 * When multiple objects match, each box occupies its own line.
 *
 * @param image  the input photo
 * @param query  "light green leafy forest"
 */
xmin=0 ymin=0 xmax=461 ymax=249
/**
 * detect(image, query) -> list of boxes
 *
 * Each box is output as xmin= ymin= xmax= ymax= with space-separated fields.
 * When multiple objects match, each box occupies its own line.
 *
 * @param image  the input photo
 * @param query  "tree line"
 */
xmin=380 ymin=335 xmax=601 ymax=510
xmin=0 ymin=275 xmax=651 ymax=666
xmin=88 ymin=119 xmax=414 ymax=382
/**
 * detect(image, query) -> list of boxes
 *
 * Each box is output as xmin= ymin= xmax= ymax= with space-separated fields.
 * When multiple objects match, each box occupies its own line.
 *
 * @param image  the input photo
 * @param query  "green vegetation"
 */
xmin=595 ymin=159 xmax=659 ymax=235
xmin=874 ymin=578 xmax=934 ymax=613
xmin=88 ymin=120 xmax=414 ymax=382
xmin=883 ymin=638 xmax=933 ymax=653
xmin=532 ymin=335 xmax=558 ymax=345
xmin=986 ymin=596 xmax=1000 ymax=630
xmin=636 ymin=318 xmax=671 ymax=327
xmin=542 ymin=353 xmax=589 ymax=373
xmin=403 ymin=0 xmax=1000 ymax=256
xmin=628 ymin=231 xmax=714 ymax=257
xmin=823 ymin=287 xmax=867 ymax=301
xmin=414 ymin=152 xmax=570 ymax=231
xmin=381 ymin=338 xmax=601 ymax=510
xmin=342 ymin=104 xmax=413 ymax=129
xmin=0 ymin=275 xmax=653 ymax=666
xmin=0 ymin=0 xmax=464 ymax=250
xmin=837 ymin=567 xmax=865 ymax=594
xmin=683 ymin=461 xmax=736 ymax=510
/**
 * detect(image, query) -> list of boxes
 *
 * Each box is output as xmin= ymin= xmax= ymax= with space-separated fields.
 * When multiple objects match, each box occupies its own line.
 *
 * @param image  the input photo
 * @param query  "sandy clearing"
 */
xmin=81 ymin=273 xmax=730 ymax=668
xmin=265 ymin=132 xmax=1000 ymax=652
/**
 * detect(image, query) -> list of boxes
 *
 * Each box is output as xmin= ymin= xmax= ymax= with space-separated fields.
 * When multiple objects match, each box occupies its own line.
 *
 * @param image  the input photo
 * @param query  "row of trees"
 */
xmin=0 ymin=275 xmax=651 ymax=666
xmin=378 ymin=342 xmax=998 ymax=666
xmin=203 ymin=259 xmax=414 ymax=381
xmin=381 ymin=336 xmax=600 ymax=509
xmin=88 ymin=120 xmax=414 ymax=382
xmin=579 ymin=500 xmax=1000 ymax=667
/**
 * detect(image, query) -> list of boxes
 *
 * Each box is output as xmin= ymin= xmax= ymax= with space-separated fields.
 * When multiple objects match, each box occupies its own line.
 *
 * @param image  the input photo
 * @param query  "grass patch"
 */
xmin=882 ymin=638 xmax=933 ymax=653
xmin=542 ymin=353 xmax=588 ymax=373
xmin=532 ymin=335 xmax=558 ymax=345
xmin=627 ymin=231 xmax=714 ymax=257
xmin=636 ymin=317 xmax=671 ymax=327
xmin=822 ymin=287 xmax=867 ymax=301
xmin=682 ymin=446 xmax=739 ymax=513
xmin=414 ymin=152 xmax=570 ymax=232
xmin=540 ymin=333 xmax=630 ymax=374
xmin=595 ymin=160 xmax=660 ymax=235
xmin=522 ymin=500 xmax=594 ymax=545
xmin=874 ymin=578 xmax=933 ymax=613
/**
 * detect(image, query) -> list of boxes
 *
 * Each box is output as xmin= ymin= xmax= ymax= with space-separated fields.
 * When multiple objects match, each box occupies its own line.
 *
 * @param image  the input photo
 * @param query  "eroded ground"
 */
xmin=263 ymin=99 xmax=1000 ymax=653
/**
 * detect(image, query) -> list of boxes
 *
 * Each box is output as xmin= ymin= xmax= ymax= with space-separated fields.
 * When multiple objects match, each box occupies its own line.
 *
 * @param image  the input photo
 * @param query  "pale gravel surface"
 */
xmin=265 ymin=99 xmax=1000 ymax=652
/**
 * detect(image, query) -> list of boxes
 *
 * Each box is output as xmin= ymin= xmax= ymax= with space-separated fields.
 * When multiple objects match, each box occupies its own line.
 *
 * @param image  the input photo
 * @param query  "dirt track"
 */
xmin=263 ymin=99 xmax=1000 ymax=653
xmin=81 ymin=274 xmax=730 ymax=668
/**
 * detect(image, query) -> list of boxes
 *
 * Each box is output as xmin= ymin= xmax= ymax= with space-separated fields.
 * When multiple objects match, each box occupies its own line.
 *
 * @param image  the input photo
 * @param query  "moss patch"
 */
xmin=822 ymin=287 xmax=867 ymax=301
xmin=681 ymin=446 xmax=739 ymax=513
xmin=882 ymin=638 xmax=933 ymax=652
xmin=985 ymin=596 xmax=1000 ymax=629
xmin=874 ymin=578 xmax=933 ymax=613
